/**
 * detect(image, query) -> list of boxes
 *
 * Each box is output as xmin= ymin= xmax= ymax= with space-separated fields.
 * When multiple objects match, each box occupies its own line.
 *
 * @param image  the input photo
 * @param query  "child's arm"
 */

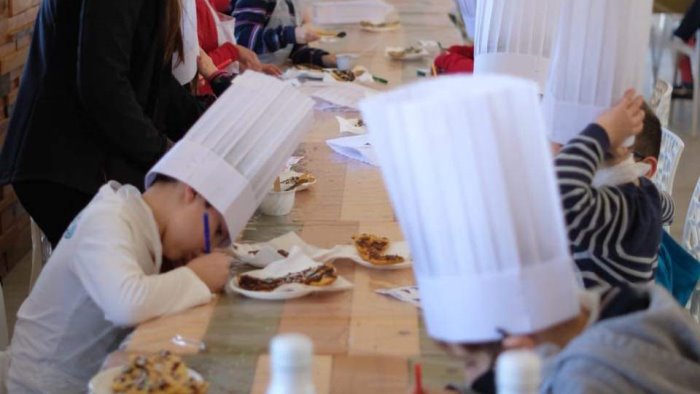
xmin=71 ymin=215 xmax=213 ymax=327
xmin=290 ymin=45 xmax=330 ymax=67
xmin=232 ymin=0 xmax=313 ymax=55
xmin=659 ymin=190 xmax=675 ymax=225
xmin=556 ymin=124 xmax=625 ymax=246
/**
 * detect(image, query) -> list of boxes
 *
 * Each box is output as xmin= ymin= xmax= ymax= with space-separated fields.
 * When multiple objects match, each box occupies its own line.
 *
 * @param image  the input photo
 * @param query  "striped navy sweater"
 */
xmin=230 ymin=0 xmax=329 ymax=66
xmin=555 ymin=124 xmax=674 ymax=290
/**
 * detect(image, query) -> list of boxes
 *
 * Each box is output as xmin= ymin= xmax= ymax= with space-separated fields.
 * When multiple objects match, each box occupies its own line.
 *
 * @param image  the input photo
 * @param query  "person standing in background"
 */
xmin=0 ymin=0 xmax=204 ymax=247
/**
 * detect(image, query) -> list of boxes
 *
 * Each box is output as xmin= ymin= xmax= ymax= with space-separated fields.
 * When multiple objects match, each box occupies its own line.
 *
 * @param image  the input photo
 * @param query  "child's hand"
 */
xmin=236 ymin=45 xmax=262 ymax=72
xmin=197 ymin=48 xmax=219 ymax=80
xmin=261 ymin=63 xmax=283 ymax=76
xmin=295 ymin=25 xmax=320 ymax=44
xmin=186 ymin=253 xmax=232 ymax=292
xmin=321 ymin=54 xmax=337 ymax=68
xmin=595 ymin=89 xmax=645 ymax=149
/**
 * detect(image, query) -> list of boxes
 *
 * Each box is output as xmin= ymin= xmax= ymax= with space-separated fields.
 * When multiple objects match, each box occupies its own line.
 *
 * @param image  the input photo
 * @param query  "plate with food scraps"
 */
xmin=323 ymin=233 xmax=413 ymax=270
xmin=385 ymin=46 xmax=429 ymax=61
xmin=280 ymin=169 xmax=317 ymax=191
xmin=89 ymin=352 xmax=206 ymax=394
xmin=228 ymin=247 xmax=353 ymax=300
xmin=360 ymin=20 xmax=401 ymax=32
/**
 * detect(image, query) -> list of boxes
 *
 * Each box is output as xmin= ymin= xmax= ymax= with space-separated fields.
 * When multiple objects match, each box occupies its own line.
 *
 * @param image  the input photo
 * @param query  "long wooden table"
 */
xmin=106 ymin=1 xmax=464 ymax=392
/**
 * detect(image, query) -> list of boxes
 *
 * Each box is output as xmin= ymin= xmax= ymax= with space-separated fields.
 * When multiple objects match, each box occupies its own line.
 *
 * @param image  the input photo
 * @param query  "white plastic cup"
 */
xmin=336 ymin=54 xmax=354 ymax=71
xmin=260 ymin=190 xmax=296 ymax=216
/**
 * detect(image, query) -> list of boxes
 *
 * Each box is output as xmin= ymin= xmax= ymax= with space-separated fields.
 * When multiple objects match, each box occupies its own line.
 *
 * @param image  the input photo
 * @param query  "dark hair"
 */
xmin=163 ymin=0 xmax=184 ymax=65
xmin=151 ymin=173 xmax=213 ymax=208
xmin=634 ymin=102 xmax=662 ymax=159
xmin=151 ymin=173 xmax=178 ymax=184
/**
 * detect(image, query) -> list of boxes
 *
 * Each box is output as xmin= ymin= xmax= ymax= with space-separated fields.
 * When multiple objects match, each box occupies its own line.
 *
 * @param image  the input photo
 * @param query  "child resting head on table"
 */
xmin=6 ymin=71 xmax=314 ymax=393
xmin=359 ymin=74 xmax=700 ymax=394
xmin=554 ymin=91 xmax=675 ymax=291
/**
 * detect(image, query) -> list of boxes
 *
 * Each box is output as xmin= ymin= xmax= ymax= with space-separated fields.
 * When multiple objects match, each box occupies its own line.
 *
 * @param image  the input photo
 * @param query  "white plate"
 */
xmin=89 ymin=366 xmax=203 ymax=394
xmin=228 ymin=247 xmax=353 ymax=300
xmin=326 ymin=242 xmax=413 ymax=271
xmin=229 ymin=280 xmax=314 ymax=300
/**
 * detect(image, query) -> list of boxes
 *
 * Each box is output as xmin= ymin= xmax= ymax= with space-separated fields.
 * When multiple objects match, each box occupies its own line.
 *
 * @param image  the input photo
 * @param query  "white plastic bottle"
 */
xmin=496 ymin=349 xmax=542 ymax=394
xmin=266 ymin=333 xmax=316 ymax=394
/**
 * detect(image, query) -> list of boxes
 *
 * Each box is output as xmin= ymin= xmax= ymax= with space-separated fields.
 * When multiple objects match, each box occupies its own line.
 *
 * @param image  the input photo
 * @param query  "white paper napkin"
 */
xmin=336 ymin=116 xmax=367 ymax=134
xmin=326 ymin=134 xmax=379 ymax=166
xmin=311 ymin=84 xmax=376 ymax=111
xmin=375 ymin=286 xmax=421 ymax=307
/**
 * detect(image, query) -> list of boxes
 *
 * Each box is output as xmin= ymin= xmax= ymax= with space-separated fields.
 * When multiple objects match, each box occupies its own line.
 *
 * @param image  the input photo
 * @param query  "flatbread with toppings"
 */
xmin=237 ymin=263 xmax=338 ymax=292
xmin=112 ymin=351 xmax=207 ymax=394
xmin=352 ymin=233 xmax=406 ymax=266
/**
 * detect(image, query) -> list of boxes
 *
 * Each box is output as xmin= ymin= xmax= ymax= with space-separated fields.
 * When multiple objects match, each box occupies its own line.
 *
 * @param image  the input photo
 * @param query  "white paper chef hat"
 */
xmin=359 ymin=75 xmax=580 ymax=343
xmin=474 ymin=0 xmax=562 ymax=92
xmin=146 ymin=71 xmax=314 ymax=239
xmin=542 ymin=0 xmax=652 ymax=144
xmin=172 ymin=0 xmax=199 ymax=85
xmin=455 ymin=0 xmax=477 ymax=40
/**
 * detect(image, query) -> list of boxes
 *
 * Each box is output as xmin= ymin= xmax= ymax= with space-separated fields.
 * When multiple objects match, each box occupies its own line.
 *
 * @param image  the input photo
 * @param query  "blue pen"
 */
xmin=203 ymin=212 xmax=211 ymax=254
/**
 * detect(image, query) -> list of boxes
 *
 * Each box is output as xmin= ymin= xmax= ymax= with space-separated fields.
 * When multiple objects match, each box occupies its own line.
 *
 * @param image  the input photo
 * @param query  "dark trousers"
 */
xmin=676 ymin=0 xmax=700 ymax=41
xmin=13 ymin=181 xmax=93 ymax=248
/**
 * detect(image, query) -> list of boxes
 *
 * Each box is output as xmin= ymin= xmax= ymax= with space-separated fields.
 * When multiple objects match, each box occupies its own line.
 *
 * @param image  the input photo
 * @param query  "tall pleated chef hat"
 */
xmin=359 ymin=75 xmax=579 ymax=343
xmin=146 ymin=71 xmax=314 ymax=240
xmin=473 ymin=0 xmax=562 ymax=93
xmin=455 ymin=0 xmax=477 ymax=40
xmin=172 ymin=0 xmax=199 ymax=84
xmin=542 ymin=0 xmax=652 ymax=144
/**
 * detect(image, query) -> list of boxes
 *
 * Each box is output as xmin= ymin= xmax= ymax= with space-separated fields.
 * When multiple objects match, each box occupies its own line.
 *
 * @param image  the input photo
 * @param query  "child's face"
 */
xmin=161 ymin=187 xmax=229 ymax=265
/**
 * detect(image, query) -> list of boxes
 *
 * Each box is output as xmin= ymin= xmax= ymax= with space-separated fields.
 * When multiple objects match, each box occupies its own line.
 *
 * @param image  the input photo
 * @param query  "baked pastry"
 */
xmin=352 ymin=233 xmax=406 ymax=266
xmin=360 ymin=20 xmax=400 ymax=29
xmin=112 ymin=351 xmax=207 ymax=394
xmin=237 ymin=263 xmax=338 ymax=291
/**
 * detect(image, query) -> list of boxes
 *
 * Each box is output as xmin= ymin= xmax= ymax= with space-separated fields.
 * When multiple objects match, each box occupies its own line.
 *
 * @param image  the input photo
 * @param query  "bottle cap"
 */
xmin=496 ymin=349 xmax=542 ymax=390
xmin=270 ymin=333 xmax=313 ymax=369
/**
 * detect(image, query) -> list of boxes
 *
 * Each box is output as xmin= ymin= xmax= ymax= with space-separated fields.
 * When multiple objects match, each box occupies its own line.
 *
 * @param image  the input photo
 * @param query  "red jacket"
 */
xmin=196 ymin=0 xmax=238 ymax=95
xmin=197 ymin=0 xmax=239 ymax=69
xmin=434 ymin=45 xmax=474 ymax=74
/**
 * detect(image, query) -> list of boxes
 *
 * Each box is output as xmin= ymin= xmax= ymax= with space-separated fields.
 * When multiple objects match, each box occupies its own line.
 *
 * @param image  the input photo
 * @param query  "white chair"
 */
xmin=29 ymin=219 xmax=52 ymax=291
xmin=649 ymin=79 xmax=673 ymax=128
xmin=649 ymin=13 xmax=700 ymax=136
xmin=684 ymin=177 xmax=700 ymax=322
xmin=652 ymin=128 xmax=685 ymax=196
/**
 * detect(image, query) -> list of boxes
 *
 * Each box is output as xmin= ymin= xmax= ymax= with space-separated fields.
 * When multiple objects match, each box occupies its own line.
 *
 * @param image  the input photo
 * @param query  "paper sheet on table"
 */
xmin=312 ymin=0 xmax=396 ymax=25
xmin=326 ymin=134 xmax=379 ymax=166
xmin=311 ymin=84 xmax=376 ymax=111
xmin=376 ymin=286 xmax=421 ymax=307
xmin=336 ymin=116 xmax=367 ymax=134
xmin=282 ymin=68 xmax=325 ymax=81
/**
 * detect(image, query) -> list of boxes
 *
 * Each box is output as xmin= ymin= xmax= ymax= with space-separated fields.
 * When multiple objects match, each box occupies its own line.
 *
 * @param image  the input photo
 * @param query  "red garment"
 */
xmin=197 ymin=0 xmax=239 ymax=68
xmin=433 ymin=45 xmax=474 ymax=74
xmin=211 ymin=0 xmax=230 ymax=13
xmin=196 ymin=0 xmax=239 ymax=95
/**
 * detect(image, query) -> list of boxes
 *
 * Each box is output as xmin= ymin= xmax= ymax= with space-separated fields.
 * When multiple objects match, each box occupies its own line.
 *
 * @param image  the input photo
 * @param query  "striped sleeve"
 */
xmin=659 ymin=190 xmax=675 ymax=225
xmin=556 ymin=125 xmax=662 ymax=286
xmin=231 ymin=0 xmax=296 ymax=55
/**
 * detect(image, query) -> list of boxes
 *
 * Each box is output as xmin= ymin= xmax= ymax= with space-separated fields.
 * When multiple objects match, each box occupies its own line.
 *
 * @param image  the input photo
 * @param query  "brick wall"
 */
xmin=0 ymin=0 xmax=40 ymax=278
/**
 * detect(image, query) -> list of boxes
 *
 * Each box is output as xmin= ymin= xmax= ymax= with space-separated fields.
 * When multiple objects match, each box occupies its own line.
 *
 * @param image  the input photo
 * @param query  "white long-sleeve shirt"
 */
xmin=7 ymin=182 xmax=212 ymax=393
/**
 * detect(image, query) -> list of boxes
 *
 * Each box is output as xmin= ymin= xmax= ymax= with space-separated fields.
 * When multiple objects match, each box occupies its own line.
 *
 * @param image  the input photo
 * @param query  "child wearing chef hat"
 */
xmin=544 ymin=0 xmax=674 ymax=290
xmin=360 ymin=74 xmax=700 ymax=393
xmin=6 ymin=72 xmax=314 ymax=393
xmin=555 ymin=93 xmax=674 ymax=290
